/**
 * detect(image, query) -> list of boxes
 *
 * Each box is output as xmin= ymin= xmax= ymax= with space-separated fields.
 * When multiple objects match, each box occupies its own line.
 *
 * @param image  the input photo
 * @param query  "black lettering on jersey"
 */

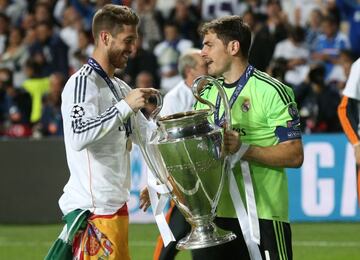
xmin=233 ymin=127 xmax=246 ymax=136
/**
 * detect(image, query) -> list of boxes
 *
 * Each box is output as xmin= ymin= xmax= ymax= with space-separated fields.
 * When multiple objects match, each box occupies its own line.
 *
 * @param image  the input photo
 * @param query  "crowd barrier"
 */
xmin=0 ymin=134 xmax=358 ymax=224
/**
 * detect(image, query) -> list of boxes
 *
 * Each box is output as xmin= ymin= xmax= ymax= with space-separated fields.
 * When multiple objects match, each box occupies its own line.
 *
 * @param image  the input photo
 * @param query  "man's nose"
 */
xmin=200 ymin=49 xmax=207 ymax=57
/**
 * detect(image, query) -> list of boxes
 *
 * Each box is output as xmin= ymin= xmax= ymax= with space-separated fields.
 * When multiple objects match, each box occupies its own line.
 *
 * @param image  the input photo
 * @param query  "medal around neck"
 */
xmin=138 ymin=75 xmax=236 ymax=250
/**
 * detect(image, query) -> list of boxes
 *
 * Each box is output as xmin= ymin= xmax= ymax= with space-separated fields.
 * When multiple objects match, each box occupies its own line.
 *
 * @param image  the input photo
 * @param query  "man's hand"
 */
xmin=139 ymin=186 xmax=151 ymax=212
xmin=124 ymin=88 xmax=159 ymax=112
xmin=223 ymin=130 xmax=241 ymax=155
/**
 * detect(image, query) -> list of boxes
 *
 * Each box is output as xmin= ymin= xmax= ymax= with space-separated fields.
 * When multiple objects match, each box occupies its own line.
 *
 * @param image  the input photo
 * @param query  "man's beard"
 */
xmin=108 ymin=47 xmax=126 ymax=70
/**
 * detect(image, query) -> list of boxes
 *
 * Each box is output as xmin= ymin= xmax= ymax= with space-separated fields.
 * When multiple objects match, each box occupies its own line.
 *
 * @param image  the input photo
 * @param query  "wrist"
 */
xmin=231 ymin=143 xmax=250 ymax=160
xmin=228 ymin=143 xmax=250 ymax=169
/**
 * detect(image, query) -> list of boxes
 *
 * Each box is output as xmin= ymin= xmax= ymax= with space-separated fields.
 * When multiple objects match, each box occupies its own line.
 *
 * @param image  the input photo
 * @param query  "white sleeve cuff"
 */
xmin=114 ymin=99 xmax=134 ymax=121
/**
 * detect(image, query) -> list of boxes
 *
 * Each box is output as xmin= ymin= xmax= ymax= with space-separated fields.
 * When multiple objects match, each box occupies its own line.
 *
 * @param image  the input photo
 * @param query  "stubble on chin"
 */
xmin=108 ymin=51 xmax=126 ymax=70
xmin=208 ymin=67 xmax=220 ymax=78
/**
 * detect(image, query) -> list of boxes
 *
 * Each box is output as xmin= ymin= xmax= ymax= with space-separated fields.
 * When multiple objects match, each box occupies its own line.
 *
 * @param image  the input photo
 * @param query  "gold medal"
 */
xmin=126 ymin=138 xmax=132 ymax=152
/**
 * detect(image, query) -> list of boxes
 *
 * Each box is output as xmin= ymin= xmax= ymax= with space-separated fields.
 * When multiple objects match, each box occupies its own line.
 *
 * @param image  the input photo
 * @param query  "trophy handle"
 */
xmin=192 ymin=75 xmax=232 ymax=130
xmin=149 ymin=92 xmax=163 ymax=121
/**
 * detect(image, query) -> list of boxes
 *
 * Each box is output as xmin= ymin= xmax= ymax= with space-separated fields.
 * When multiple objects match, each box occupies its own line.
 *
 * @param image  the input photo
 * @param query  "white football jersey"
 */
xmin=59 ymin=64 xmax=151 ymax=215
xmin=343 ymin=58 xmax=360 ymax=101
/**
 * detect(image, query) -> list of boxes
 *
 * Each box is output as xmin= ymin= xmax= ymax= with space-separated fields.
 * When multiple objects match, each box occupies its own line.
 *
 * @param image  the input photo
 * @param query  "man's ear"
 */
xmin=228 ymin=40 xmax=240 ymax=56
xmin=100 ymin=31 xmax=110 ymax=46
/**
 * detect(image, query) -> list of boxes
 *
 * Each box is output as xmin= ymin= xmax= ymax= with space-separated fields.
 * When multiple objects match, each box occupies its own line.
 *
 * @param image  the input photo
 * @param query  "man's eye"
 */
xmin=125 ymin=39 xmax=134 ymax=44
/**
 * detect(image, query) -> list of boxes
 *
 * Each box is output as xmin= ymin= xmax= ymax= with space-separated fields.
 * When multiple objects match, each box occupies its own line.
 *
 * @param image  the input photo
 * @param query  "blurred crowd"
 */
xmin=0 ymin=0 xmax=359 ymax=138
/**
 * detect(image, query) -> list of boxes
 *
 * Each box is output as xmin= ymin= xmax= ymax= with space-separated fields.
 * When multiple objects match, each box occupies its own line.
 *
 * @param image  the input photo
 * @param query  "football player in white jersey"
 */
xmin=46 ymin=4 xmax=158 ymax=260
xmin=338 ymin=57 xmax=360 ymax=208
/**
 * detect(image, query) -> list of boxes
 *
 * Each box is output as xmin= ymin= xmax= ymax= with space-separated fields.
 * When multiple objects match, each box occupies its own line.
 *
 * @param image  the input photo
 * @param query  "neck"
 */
xmin=184 ymin=77 xmax=193 ymax=88
xmin=92 ymin=48 xmax=115 ymax=78
xmin=222 ymin=59 xmax=248 ymax=84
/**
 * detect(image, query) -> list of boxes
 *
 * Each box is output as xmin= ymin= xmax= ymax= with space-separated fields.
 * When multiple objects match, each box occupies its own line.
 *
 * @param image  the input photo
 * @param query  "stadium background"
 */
xmin=1 ymin=0 xmax=360 ymax=259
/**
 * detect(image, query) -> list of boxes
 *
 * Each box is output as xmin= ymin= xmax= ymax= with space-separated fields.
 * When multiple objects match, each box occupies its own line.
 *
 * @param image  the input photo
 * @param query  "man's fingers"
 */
xmin=223 ymin=129 xmax=241 ymax=155
xmin=136 ymin=88 xmax=160 ymax=104
xmin=139 ymin=199 xmax=150 ymax=211
xmin=139 ymin=187 xmax=151 ymax=211
xmin=138 ymin=88 xmax=159 ymax=95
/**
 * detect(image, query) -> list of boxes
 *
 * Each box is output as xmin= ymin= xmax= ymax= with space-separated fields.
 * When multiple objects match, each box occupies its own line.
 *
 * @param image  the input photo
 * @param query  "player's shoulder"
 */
xmin=62 ymin=64 xmax=97 ymax=102
xmin=74 ymin=64 xmax=95 ymax=78
xmin=352 ymin=57 xmax=360 ymax=69
xmin=65 ymin=64 xmax=95 ymax=86
xmin=251 ymin=69 xmax=294 ymax=104
xmin=198 ymin=77 xmax=220 ymax=95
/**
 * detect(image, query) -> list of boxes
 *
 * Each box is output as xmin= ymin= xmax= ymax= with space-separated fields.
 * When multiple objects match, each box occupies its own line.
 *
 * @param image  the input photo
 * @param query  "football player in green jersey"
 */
xmin=192 ymin=15 xmax=304 ymax=260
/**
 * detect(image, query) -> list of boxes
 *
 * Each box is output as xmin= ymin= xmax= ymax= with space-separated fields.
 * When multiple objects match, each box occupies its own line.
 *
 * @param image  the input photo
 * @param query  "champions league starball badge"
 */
xmin=71 ymin=105 xmax=85 ymax=118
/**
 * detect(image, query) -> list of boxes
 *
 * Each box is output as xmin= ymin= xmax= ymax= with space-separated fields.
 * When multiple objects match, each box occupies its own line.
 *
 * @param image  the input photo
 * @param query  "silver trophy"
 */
xmin=138 ymin=76 xmax=236 ymax=250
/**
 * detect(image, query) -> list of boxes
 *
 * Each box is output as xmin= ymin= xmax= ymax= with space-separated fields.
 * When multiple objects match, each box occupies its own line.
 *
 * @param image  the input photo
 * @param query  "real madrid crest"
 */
xmin=241 ymin=99 xmax=251 ymax=112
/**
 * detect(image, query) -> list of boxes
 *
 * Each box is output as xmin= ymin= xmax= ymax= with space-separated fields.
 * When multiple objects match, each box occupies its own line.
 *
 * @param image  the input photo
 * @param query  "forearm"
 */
xmin=243 ymin=139 xmax=304 ymax=168
xmin=131 ymin=110 xmax=157 ymax=145
xmin=65 ymin=100 xmax=133 ymax=151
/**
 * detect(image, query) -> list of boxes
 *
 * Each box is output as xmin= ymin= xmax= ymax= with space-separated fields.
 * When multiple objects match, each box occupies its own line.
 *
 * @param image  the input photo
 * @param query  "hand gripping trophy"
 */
xmin=135 ymin=76 xmax=236 ymax=250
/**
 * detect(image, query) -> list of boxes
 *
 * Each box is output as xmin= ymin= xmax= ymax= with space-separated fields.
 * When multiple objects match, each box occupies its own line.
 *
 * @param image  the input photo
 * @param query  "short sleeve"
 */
xmin=265 ymin=86 xmax=301 ymax=142
xmin=343 ymin=58 xmax=360 ymax=100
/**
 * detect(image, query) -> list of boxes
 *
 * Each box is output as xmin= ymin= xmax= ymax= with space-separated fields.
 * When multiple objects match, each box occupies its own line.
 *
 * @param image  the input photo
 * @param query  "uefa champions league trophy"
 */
xmin=138 ymin=75 xmax=236 ymax=250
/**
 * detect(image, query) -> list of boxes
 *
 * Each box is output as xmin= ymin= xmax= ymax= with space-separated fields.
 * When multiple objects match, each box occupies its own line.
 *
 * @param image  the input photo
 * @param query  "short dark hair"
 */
xmin=0 ymin=67 xmax=13 ymax=87
xmin=200 ymin=15 xmax=252 ymax=58
xmin=92 ymin=4 xmax=139 ymax=44
xmin=323 ymin=14 xmax=339 ymax=27
xmin=309 ymin=64 xmax=325 ymax=85
xmin=289 ymin=26 xmax=305 ymax=43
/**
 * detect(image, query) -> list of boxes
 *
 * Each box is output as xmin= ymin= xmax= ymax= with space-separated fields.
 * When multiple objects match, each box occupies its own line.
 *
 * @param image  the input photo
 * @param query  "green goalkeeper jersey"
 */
xmin=194 ymin=66 xmax=301 ymax=222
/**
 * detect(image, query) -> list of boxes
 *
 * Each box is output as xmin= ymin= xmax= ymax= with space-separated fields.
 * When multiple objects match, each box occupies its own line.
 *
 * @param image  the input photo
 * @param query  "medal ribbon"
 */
xmin=213 ymin=65 xmax=261 ymax=254
xmin=214 ymin=65 xmax=254 ymax=127
xmin=88 ymin=58 xmax=132 ymax=137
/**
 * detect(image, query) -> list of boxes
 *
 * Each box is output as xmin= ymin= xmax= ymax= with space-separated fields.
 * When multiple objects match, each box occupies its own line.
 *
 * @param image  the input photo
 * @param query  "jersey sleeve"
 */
xmin=264 ymin=84 xmax=302 ymax=143
xmin=61 ymin=73 xmax=134 ymax=151
xmin=114 ymin=78 xmax=158 ymax=146
xmin=342 ymin=58 xmax=360 ymax=100
xmin=131 ymin=111 xmax=157 ymax=146
xmin=338 ymin=95 xmax=360 ymax=145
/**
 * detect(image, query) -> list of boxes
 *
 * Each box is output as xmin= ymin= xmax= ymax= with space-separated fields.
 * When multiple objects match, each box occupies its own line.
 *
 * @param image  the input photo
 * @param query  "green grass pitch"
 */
xmin=0 ymin=223 xmax=359 ymax=259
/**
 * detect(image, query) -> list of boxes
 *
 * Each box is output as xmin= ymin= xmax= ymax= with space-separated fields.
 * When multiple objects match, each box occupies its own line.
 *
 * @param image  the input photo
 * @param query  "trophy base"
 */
xmin=176 ymin=222 xmax=236 ymax=250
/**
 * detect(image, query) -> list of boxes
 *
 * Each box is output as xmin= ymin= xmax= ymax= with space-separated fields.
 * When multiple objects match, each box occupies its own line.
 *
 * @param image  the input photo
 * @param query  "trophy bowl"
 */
xmin=141 ymin=76 xmax=236 ymax=250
